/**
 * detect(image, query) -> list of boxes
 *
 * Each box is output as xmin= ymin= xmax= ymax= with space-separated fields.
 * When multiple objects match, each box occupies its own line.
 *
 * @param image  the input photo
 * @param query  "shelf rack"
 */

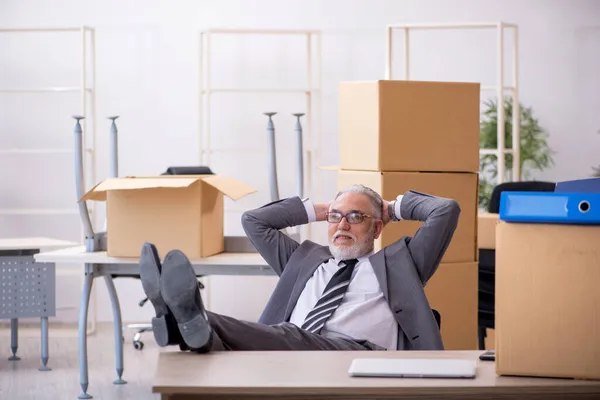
xmin=0 ymin=25 xmax=98 ymax=332
xmin=198 ymin=28 xmax=322 ymax=241
xmin=384 ymin=22 xmax=520 ymax=184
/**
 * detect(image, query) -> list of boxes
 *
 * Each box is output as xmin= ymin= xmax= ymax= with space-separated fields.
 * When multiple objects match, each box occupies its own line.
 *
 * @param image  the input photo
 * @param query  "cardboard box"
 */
xmin=80 ymin=175 xmax=256 ymax=258
xmin=338 ymin=80 xmax=480 ymax=173
xmin=496 ymin=222 xmax=600 ymax=380
xmin=477 ymin=212 xmax=500 ymax=249
xmin=425 ymin=261 xmax=478 ymax=350
xmin=334 ymin=169 xmax=478 ymax=263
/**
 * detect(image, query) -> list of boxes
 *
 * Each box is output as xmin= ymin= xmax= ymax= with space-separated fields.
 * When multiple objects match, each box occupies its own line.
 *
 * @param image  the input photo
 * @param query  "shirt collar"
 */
xmin=333 ymin=250 xmax=374 ymax=265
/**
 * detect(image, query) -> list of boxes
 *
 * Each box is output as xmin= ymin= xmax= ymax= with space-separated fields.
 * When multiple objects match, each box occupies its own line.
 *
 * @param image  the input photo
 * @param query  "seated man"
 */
xmin=139 ymin=185 xmax=460 ymax=352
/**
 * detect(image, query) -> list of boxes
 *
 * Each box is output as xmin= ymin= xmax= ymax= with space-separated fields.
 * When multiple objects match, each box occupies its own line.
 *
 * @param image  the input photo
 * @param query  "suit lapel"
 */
xmin=284 ymin=245 xmax=332 ymax=321
xmin=369 ymin=249 xmax=389 ymax=300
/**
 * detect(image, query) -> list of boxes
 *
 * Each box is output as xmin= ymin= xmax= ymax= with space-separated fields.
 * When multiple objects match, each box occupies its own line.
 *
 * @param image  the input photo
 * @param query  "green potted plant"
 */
xmin=479 ymin=97 xmax=555 ymax=210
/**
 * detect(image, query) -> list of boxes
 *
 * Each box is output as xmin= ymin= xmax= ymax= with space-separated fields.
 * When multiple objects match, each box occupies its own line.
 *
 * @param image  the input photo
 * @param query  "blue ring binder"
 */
xmin=499 ymin=192 xmax=600 ymax=225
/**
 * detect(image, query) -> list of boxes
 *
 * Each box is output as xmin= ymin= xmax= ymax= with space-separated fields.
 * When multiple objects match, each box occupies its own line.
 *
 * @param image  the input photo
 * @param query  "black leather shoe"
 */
xmin=160 ymin=249 xmax=213 ymax=352
xmin=138 ymin=242 xmax=185 ymax=347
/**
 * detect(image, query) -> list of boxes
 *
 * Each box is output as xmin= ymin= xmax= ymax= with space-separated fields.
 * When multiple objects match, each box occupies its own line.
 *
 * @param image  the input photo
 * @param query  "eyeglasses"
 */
xmin=326 ymin=211 xmax=373 ymax=224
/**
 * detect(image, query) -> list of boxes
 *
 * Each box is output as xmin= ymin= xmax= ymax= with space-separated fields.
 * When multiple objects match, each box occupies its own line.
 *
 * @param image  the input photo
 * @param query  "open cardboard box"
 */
xmin=80 ymin=175 xmax=256 ymax=258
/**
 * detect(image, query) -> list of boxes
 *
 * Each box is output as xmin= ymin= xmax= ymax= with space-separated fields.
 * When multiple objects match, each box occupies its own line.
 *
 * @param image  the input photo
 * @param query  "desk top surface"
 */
xmin=33 ymin=245 xmax=269 ymax=266
xmin=152 ymin=350 xmax=600 ymax=397
xmin=0 ymin=237 xmax=79 ymax=251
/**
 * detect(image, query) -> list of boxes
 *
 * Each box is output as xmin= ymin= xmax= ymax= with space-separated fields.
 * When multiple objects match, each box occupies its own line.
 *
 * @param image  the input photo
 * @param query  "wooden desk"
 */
xmin=152 ymin=350 xmax=600 ymax=399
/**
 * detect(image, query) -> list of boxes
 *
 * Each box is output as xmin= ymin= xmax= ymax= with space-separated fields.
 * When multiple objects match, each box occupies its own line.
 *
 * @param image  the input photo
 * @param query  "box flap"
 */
xmin=201 ymin=175 xmax=257 ymax=200
xmin=79 ymin=177 xmax=202 ymax=202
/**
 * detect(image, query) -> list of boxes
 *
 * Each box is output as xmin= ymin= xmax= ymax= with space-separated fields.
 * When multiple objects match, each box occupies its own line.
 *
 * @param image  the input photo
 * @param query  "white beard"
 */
xmin=328 ymin=230 xmax=374 ymax=261
xmin=329 ymin=242 xmax=362 ymax=261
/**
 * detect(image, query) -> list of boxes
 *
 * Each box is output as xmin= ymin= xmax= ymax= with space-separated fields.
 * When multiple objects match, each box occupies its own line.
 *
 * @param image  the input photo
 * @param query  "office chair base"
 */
xmin=127 ymin=324 xmax=153 ymax=350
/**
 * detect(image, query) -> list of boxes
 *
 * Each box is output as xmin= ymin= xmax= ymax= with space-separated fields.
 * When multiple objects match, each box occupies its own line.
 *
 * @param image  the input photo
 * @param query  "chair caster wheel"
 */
xmin=133 ymin=340 xmax=144 ymax=350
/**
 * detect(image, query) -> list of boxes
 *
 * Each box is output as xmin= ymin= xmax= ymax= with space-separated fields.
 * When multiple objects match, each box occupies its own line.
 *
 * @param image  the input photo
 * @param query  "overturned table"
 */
xmin=33 ymin=245 xmax=274 ymax=399
xmin=152 ymin=350 xmax=600 ymax=399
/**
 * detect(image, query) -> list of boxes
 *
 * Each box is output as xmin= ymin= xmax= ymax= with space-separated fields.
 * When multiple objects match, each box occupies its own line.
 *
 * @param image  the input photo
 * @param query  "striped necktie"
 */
xmin=301 ymin=258 xmax=359 ymax=334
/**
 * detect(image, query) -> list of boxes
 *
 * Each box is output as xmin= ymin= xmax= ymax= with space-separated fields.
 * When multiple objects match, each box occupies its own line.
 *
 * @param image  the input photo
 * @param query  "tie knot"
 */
xmin=339 ymin=258 xmax=358 ymax=268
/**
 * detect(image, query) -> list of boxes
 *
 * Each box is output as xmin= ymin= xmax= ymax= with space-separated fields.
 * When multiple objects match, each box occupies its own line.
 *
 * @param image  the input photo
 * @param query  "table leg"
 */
xmin=78 ymin=270 xmax=95 ymax=399
xmin=9 ymin=318 xmax=20 ymax=361
xmin=39 ymin=316 xmax=51 ymax=371
xmin=103 ymin=275 xmax=127 ymax=385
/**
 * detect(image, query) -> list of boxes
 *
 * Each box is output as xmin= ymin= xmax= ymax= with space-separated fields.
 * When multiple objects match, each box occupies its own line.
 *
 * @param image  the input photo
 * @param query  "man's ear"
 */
xmin=373 ymin=220 xmax=384 ymax=239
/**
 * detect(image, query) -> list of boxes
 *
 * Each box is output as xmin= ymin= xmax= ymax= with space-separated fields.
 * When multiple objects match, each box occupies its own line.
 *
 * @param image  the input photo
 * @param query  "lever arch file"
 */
xmin=499 ymin=192 xmax=600 ymax=224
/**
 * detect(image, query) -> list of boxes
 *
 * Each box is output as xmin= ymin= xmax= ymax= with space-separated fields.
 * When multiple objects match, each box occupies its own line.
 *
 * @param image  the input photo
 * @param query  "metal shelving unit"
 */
xmin=384 ymin=21 xmax=520 ymax=184
xmin=198 ymin=28 xmax=322 ymax=241
xmin=0 ymin=25 xmax=98 ymax=332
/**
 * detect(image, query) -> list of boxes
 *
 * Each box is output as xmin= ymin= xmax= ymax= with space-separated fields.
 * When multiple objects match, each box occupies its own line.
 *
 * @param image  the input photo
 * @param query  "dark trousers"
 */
xmin=204 ymin=311 xmax=382 ymax=351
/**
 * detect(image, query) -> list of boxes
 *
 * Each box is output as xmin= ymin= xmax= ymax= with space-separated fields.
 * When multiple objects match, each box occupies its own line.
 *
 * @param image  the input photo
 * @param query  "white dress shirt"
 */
xmin=288 ymin=195 xmax=404 ymax=350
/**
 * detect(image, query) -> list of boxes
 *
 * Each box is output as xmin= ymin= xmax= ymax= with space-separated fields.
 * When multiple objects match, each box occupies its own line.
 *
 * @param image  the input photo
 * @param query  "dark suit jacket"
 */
xmin=241 ymin=190 xmax=460 ymax=350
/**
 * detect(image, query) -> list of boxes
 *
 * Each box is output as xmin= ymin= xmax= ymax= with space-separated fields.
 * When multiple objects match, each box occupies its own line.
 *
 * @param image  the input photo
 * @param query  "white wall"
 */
xmin=1 ymin=0 xmax=598 ymax=325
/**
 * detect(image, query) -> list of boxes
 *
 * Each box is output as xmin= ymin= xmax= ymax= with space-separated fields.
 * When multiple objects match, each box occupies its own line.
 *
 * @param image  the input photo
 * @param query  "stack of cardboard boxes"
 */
xmin=333 ymin=80 xmax=481 ymax=349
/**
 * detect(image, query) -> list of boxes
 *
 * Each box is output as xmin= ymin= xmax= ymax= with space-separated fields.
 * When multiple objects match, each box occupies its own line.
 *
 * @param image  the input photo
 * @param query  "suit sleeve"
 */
xmin=241 ymin=196 xmax=310 ymax=276
xmin=389 ymin=190 xmax=461 ymax=284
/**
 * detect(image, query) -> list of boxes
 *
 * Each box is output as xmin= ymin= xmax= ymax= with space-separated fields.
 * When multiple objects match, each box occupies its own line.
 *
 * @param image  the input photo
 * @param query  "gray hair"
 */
xmin=333 ymin=184 xmax=383 ymax=218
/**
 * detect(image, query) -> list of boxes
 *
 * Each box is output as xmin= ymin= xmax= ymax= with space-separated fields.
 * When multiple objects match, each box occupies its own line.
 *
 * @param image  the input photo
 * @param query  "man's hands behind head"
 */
xmin=314 ymin=202 xmax=331 ymax=222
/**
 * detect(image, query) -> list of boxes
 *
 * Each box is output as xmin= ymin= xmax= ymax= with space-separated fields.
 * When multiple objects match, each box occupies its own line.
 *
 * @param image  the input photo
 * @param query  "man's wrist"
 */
xmin=302 ymin=198 xmax=330 ymax=222
xmin=387 ymin=201 xmax=398 ymax=222
xmin=302 ymin=198 xmax=317 ymax=223
xmin=393 ymin=195 xmax=404 ymax=221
